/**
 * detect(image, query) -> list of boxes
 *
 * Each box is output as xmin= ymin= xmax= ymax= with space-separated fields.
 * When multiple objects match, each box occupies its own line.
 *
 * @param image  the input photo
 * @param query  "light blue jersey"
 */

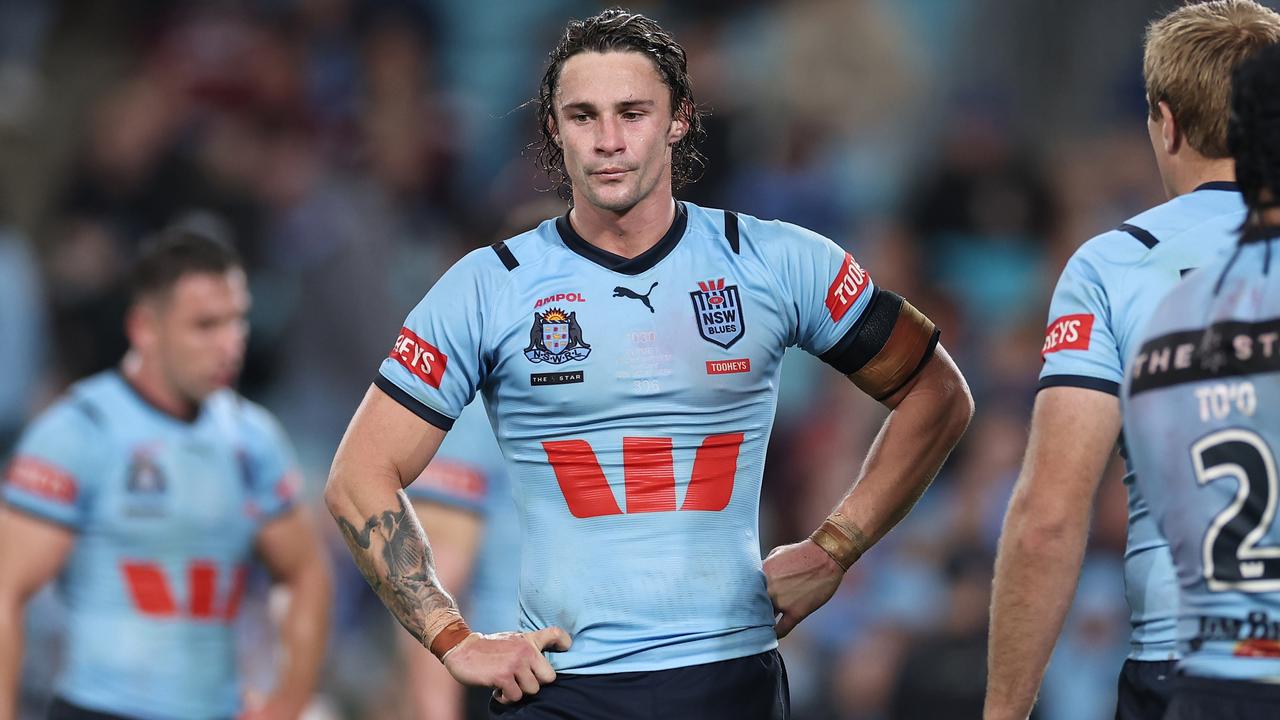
xmin=404 ymin=399 xmax=518 ymax=634
xmin=2 ymin=371 xmax=298 ymax=719
xmin=378 ymin=202 xmax=908 ymax=673
xmin=1123 ymin=228 xmax=1280 ymax=680
xmin=1039 ymin=182 xmax=1245 ymax=660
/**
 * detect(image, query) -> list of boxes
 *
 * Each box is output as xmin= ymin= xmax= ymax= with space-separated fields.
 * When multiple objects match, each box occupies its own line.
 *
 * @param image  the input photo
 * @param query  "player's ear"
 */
xmin=668 ymin=100 xmax=692 ymax=145
xmin=547 ymin=116 xmax=562 ymax=148
xmin=126 ymin=299 xmax=159 ymax=353
xmin=1157 ymin=100 xmax=1182 ymax=155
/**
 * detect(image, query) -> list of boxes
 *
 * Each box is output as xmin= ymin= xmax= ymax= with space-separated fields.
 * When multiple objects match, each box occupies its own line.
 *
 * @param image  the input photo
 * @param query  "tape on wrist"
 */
xmin=425 ymin=608 xmax=472 ymax=661
xmin=809 ymin=511 xmax=870 ymax=571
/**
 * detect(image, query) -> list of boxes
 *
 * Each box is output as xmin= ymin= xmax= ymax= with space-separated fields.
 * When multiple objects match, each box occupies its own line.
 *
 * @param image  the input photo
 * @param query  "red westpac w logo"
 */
xmin=542 ymin=433 xmax=745 ymax=518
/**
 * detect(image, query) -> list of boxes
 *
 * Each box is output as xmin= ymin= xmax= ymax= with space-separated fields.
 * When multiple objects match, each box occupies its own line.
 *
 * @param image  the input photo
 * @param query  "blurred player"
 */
xmin=325 ymin=8 xmax=972 ymax=719
xmin=1122 ymin=42 xmax=1280 ymax=719
xmin=399 ymin=399 xmax=517 ymax=720
xmin=985 ymin=3 xmax=1280 ymax=719
xmin=0 ymin=229 xmax=331 ymax=720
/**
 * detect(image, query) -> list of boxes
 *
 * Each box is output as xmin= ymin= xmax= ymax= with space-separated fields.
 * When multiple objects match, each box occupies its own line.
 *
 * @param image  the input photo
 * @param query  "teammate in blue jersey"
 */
xmin=0 ymin=229 xmax=332 ymax=720
xmin=399 ymin=400 xmax=519 ymax=720
xmin=1122 ymin=43 xmax=1280 ymax=720
xmin=325 ymin=9 xmax=973 ymax=720
xmin=985 ymin=3 xmax=1280 ymax=720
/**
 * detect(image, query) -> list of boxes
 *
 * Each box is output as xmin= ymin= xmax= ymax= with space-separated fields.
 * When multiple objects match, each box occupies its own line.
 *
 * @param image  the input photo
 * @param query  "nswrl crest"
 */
xmin=524 ymin=307 xmax=592 ymax=364
xmin=690 ymin=278 xmax=745 ymax=349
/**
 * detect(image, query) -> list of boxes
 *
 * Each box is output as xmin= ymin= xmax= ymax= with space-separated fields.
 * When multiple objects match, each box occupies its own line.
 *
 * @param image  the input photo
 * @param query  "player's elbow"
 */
xmin=929 ymin=357 xmax=974 ymax=445
xmin=1003 ymin=490 xmax=1090 ymax=554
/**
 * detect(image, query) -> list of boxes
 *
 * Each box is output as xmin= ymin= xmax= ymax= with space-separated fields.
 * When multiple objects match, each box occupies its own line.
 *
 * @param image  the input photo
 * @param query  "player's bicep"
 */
xmin=1012 ymin=387 xmax=1122 ymax=521
xmin=0 ymin=505 xmax=74 ymax=603
xmin=332 ymin=383 xmax=449 ymax=491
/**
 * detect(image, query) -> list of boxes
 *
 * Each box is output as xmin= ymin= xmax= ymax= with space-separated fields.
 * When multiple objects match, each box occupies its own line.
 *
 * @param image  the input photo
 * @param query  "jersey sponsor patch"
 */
xmin=391 ymin=327 xmax=448 ymax=388
xmin=825 ymin=252 xmax=871 ymax=323
xmin=706 ymin=359 xmax=751 ymax=375
xmin=1042 ymin=313 xmax=1095 ymax=356
xmin=524 ymin=308 xmax=592 ymax=364
xmin=690 ymin=279 xmax=745 ymax=349
xmin=5 ymin=456 xmax=78 ymax=504
xmin=534 ymin=292 xmax=587 ymax=309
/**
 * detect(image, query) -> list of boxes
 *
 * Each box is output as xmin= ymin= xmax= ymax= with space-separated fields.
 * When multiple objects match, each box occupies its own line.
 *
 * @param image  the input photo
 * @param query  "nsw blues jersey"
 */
xmin=1040 ymin=183 xmax=1244 ymax=660
xmin=2 ymin=371 xmax=299 ymax=719
xmin=1123 ymin=229 xmax=1280 ymax=680
xmin=378 ymin=202 xmax=886 ymax=673
xmin=404 ymin=399 xmax=519 ymax=634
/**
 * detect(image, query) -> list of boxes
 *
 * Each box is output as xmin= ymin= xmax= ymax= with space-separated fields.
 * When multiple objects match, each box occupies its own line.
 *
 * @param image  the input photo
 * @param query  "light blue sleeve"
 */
xmin=405 ymin=402 xmax=501 ymax=514
xmin=1039 ymin=240 xmax=1125 ymax=394
xmin=377 ymin=249 xmax=503 ymax=428
xmin=754 ymin=218 xmax=877 ymax=355
xmin=2 ymin=400 xmax=100 ymax=529
xmin=241 ymin=404 xmax=301 ymax=524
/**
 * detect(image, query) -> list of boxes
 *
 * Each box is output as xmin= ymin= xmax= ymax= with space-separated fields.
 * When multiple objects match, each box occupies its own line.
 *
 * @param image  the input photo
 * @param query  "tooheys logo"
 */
xmin=390 ymin=327 xmax=448 ymax=388
xmin=825 ymin=252 xmax=870 ymax=322
xmin=1042 ymin=314 xmax=1095 ymax=356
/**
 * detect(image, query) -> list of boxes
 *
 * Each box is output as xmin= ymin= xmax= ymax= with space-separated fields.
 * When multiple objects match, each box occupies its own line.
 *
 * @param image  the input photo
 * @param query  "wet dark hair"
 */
xmin=131 ymin=227 xmax=242 ymax=304
xmin=1228 ymin=41 xmax=1280 ymax=219
xmin=534 ymin=7 xmax=707 ymax=195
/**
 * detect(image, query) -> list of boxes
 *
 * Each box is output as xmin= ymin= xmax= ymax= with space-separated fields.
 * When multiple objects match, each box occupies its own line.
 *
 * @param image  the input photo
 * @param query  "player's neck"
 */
xmin=1168 ymin=156 xmax=1236 ymax=198
xmin=121 ymin=351 xmax=200 ymax=422
xmin=568 ymin=190 xmax=677 ymax=259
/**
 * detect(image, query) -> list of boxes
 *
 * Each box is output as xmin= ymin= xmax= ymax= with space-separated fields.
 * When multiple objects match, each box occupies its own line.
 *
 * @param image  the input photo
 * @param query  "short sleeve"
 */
xmin=405 ymin=401 xmax=501 ymax=514
xmin=761 ymin=220 xmax=877 ymax=356
xmin=1039 ymin=245 xmax=1124 ymax=395
xmin=2 ymin=400 xmax=101 ymax=529
xmin=377 ymin=250 xmax=501 ymax=430
xmin=241 ymin=404 xmax=302 ymax=524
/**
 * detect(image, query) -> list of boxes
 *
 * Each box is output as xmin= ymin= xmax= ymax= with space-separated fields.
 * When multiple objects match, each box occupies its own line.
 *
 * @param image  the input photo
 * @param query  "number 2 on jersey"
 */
xmin=1193 ymin=429 xmax=1280 ymax=592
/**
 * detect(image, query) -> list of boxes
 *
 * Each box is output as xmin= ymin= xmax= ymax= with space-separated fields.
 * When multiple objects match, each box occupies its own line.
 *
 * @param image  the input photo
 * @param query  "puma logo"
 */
xmin=613 ymin=282 xmax=658 ymax=313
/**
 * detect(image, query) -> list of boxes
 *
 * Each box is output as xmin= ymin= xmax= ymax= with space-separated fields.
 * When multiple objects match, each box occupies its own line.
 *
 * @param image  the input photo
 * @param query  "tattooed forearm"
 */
xmin=335 ymin=490 xmax=456 ymax=645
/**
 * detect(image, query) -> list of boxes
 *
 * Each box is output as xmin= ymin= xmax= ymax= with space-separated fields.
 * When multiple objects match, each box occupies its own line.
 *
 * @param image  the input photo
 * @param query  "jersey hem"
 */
xmin=1037 ymin=374 xmax=1120 ymax=396
xmin=373 ymin=374 xmax=456 ymax=430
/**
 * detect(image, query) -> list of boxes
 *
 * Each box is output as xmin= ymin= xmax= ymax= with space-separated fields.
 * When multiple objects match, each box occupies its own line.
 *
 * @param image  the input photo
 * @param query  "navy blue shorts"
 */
xmin=1165 ymin=675 xmax=1280 ymax=720
xmin=1115 ymin=659 xmax=1176 ymax=720
xmin=489 ymin=650 xmax=790 ymax=720
xmin=47 ymin=698 xmax=137 ymax=720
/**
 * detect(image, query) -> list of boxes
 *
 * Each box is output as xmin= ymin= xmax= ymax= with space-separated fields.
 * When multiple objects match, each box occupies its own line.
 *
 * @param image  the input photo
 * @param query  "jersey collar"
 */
xmin=1240 ymin=224 xmax=1280 ymax=245
xmin=555 ymin=201 xmax=688 ymax=275
xmin=1195 ymin=181 xmax=1240 ymax=193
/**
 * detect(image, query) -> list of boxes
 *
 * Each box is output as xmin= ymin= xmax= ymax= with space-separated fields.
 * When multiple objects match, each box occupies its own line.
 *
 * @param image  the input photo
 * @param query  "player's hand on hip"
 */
xmin=442 ymin=626 xmax=572 ymax=704
xmin=763 ymin=539 xmax=845 ymax=638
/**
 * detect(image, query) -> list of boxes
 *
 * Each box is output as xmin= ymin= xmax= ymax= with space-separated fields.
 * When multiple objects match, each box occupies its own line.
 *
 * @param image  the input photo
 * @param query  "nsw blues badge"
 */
xmin=690 ymin=278 xmax=745 ymax=349
xmin=524 ymin=307 xmax=592 ymax=364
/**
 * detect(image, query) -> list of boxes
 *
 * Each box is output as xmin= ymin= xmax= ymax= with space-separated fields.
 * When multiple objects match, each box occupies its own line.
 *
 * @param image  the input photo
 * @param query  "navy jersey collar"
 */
xmin=115 ymin=368 xmax=203 ymax=424
xmin=1195 ymin=181 xmax=1240 ymax=193
xmin=1241 ymin=224 xmax=1280 ymax=245
xmin=556 ymin=201 xmax=688 ymax=275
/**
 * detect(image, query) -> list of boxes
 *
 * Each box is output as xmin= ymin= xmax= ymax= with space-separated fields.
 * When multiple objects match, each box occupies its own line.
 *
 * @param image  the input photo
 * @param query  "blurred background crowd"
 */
xmin=0 ymin=0 xmax=1226 ymax=718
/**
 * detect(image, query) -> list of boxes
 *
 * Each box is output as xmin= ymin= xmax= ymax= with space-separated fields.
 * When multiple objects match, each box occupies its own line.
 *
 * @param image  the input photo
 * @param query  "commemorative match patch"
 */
xmin=690 ymin=279 xmax=745 ymax=349
xmin=391 ymin=327 xmax=448 ymax=388
xmin=826 ymin=252 xmax=871 ymax=323
xmin=706 ymin=359 xmax=751 ymax=375
xmin=1042 ymin=314 xmax=1094 ymax=356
